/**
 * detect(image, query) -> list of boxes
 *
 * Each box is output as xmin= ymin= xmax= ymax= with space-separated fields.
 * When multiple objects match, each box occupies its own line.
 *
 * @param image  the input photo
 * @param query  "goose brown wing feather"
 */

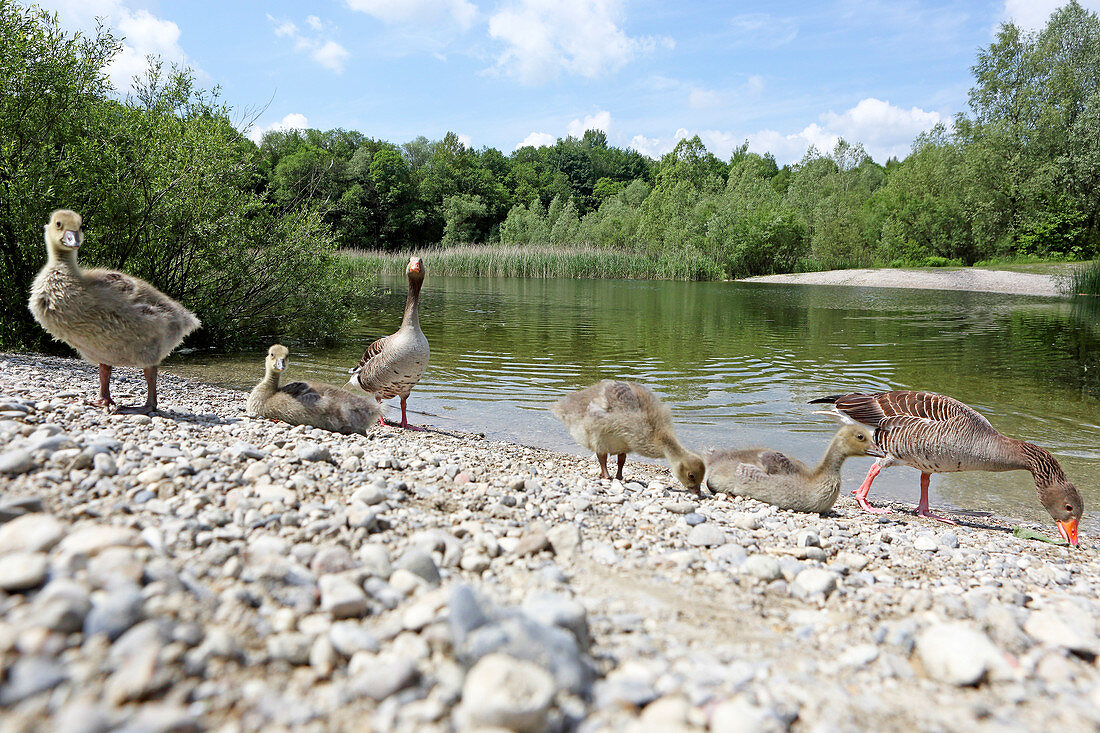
xmin=758 ymin=450 xmax=799 ymax=475
xmin=355 ymin=335 xmax=391 ymax=371
xmin=828 ymin=390 xmax=992 ymax=430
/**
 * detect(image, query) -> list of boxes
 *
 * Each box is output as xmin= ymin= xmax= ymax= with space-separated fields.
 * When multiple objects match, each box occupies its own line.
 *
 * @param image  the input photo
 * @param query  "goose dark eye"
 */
xmin=56 ymin=222 xmax=62 ymax=228
xmin=857 ymin=434 xmax=866 ymax=441
xmin=1066 ymin=503 xmax=1073 ymax=512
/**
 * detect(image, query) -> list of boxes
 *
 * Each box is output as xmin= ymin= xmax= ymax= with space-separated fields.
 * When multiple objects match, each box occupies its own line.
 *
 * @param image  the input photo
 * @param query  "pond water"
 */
xmin=168 ymin=275 xmax=1100 ymax=532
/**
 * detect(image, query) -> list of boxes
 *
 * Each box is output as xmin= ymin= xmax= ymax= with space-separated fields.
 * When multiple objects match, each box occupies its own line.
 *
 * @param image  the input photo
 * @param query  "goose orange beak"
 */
xmin=1057 ymin=518 xmax=1079 ymax=546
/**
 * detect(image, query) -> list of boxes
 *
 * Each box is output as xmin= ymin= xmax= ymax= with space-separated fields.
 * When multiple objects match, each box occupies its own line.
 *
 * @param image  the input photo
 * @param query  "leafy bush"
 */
xmin=0 ymin=4 xmax=364 ymax=350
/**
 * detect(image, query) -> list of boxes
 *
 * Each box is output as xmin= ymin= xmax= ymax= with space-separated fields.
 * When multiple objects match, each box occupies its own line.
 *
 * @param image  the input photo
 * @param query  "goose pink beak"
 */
xmin=1057 ymin=519 xmax=1079 ymax=546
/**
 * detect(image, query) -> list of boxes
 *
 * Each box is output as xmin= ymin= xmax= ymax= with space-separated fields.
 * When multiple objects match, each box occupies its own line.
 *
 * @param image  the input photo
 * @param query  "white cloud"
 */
xmin=248 ymin=113 xmax=309 ymax=144
xmin=566 ymin=110 xmax=611 ymax=137
xmin=268 ymin=15 xmax=350 ymax=73
xmin=35 ymin=0 xmax=195 ymax=92
xmin=819 ymin=98 xmax=943 ymax=160
xmin=313 ymin=41 xmax=351 ymax=72
xmin=346 ymin=0 xmax=478 ymax=30
xmin=516 ymin=132 xmax=556 ymax=149
xmin=629 ymin=98 xmax=943 ymax=165
xmin=457 ymin=133 xmax=473 ymax=148
xmin=488 ymin=0 xmax=673 ymax=84
xmin=1001 ymin=0 xmax=1100 ymax=31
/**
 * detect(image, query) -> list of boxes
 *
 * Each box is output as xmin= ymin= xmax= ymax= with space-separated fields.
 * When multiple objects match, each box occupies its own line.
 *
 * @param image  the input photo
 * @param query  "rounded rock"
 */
xmin=460 ymin=653 xmax=556 ymax=732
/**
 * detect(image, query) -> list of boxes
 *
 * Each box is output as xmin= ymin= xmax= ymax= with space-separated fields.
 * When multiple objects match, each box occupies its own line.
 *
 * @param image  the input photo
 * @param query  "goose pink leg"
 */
xmin=853 ymin=462 xmax=891 ymax=514
xmin=915 ymin=472 xmax=956 ymax=524
xmin=399 ymin=396 xmax=424 ymax=431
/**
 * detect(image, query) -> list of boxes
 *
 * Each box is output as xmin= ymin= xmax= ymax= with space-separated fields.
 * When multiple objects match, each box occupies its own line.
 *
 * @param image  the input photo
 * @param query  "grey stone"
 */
xmin=395 ymin=547 xmax=440 ymax=586
xmin=794 ymin=530 xmax=820 ymax=547
xmin=710 ymin=697 xmax=785 ymax=733
xmin=743 ymin=555 xmax=782 ymax=582
xmin=352 ymin=655 xmax=418 ymax=701
xmin=0 ymin=656 xmax=67 ymax=705
xmin=296 ymin=442 xmax=333 ymax=463
xmin=1024 ymin=605 xmax=1100 ymax=656
xmin=319 ymin=575 xmax=369 ymax=619
xmin=228 ymin=441 xmax=264 ymax=461
xmin=791 ymin=568 xmax=838 ymax=600
xmin=547 ymin=523 xmax=581 ymax=559
xmin=84 ymin=584 xmax=142 ymax=640
xmin=914 ymin=535 xmax=939 ymax=552
xmin=461 ymin=653 xmax=555 ymax=732
xmin=523 ymin=592 xmax=590 ymax=650
xmin=513 ymin=531 xmax=551 ymax=556
xmin=352 ymin=484 xmax=387 ymax=505
xmin=358 ymin=543 xmax=392 ymax=578
xmin=0 ymin=513 xmax=64 ymax=553
xmin=329 ymin=622 xmax=381 ymax=657
xmin=451 ymin=584 xmax=492 ymax=645
xmin=687 ymin=523 xmax=726 ymax=547
xmin=0 ymin=551 xmax=48 ymax=591
xmin=267 ymin=633 xmax=313 ymax=665
xmin=462 ymin=613 xmax=592 ymax=695
xmin=93 ymin=452 xmax=117 ymax=476
xmin=915 ymin=622 xmax=1002 ymax=686
xmin=684 ymin=512 xmax=706 ymax=526
xmin=34 ymin=578 xmax=91 ymax=633
xmin=0 ymin=449 xmax=34 ymax=475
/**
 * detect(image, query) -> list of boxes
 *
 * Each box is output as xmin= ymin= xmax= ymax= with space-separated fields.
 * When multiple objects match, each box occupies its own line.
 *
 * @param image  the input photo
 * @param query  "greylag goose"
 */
xmin=705 ymin=425 xmax=885 ymax=513
xmin=552 ymin=380 xmax=705 ymax=491
xmin=249 ymin=345 xmax=381 ymax=434
xmin=348 ymin=256 xmax=429 ymax=429
xmin=28 ymin=209 xmax=200 ymax=414
xmin=810 ymin=390 xmax=1084 ymax=544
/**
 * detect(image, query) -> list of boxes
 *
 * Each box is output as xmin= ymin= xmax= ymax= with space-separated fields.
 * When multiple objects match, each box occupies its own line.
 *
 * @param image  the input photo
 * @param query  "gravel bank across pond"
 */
xmin=2 ymin=352 xmax=1099 ymax=731
xmin=741 ymin=267 xmax=1069 ymax=296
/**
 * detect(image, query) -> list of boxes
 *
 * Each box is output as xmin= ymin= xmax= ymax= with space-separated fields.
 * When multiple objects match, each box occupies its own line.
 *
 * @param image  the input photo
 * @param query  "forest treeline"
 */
xmin=1 ymin=1 xmax=1098 ymax=350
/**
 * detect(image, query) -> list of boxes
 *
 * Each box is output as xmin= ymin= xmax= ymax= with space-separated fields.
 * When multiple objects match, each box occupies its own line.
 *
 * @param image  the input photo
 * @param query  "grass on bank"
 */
xmin=342 ymin=244 xmax=724 ymax=281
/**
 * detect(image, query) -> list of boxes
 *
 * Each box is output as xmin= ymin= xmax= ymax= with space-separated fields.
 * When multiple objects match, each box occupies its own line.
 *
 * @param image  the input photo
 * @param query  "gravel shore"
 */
xmin=2 ymin=352 xmax=1099 ymax=732
xmin=741 ymin=268 xmax=1070 ymax=297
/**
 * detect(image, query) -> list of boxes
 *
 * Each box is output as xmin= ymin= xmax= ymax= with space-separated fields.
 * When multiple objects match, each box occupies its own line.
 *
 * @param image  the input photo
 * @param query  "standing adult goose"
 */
xmin=810 ymin=390 xmax=1084 ymax=544
xmin=348 ymin=256 xmax=429 ymax=429
xmin=28 ymin=209 xmax=200 ymax=414
xmin=704 ymin=425 xmax=885 ymax=514
xmin=551 ymin=380 xmax=705 ymax=492
xmin=249 ymin=345 xmax=381 ymax=434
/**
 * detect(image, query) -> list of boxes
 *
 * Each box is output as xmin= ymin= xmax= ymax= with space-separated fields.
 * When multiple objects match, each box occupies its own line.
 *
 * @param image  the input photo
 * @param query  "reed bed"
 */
xmin=340 ymin=244 xmax=724 ymax=281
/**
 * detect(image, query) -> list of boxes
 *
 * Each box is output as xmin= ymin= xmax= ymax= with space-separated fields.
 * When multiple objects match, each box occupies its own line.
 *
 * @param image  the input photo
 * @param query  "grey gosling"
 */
xmin=705 ymin=425 xmax=885 ymax=513
xmin=249 ymin=345 xmax=382 ymax=434
xmin=552 ymin=380 xmax=705 ymax=491
xmin=29 ymin=209 xmax=200 ymax=414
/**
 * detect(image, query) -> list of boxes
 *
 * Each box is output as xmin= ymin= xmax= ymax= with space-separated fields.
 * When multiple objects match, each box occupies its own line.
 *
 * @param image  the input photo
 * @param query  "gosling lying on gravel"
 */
xmin=704 ymin=425 xmax=884 ymax=513
xmin=248 ymin=345 xmax=381 ymax=434
xmin=551 ymin=380 xmax=704 ymax=491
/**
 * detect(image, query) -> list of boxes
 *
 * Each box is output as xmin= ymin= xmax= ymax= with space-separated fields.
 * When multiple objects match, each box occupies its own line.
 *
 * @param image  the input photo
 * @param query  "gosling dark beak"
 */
xmin=275 ymin=358 xmax=287 ymax=370
xmin=866 ymin=442 xmax=886 ymax=458
xmin=1057 ymin=519 xmax=1079 ymax=546
xmin=62 ymin=230 xmax=80 ymax=249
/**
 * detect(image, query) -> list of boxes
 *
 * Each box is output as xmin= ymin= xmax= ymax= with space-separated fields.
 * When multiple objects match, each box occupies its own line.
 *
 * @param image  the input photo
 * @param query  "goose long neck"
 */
xmin=1006 ymin=438 xmax=1066 ymax=490
xmin=258 ymin=365 xmax=281 ymax=394
xmin=401 ymin=275 xmax=422 ymax=329
xmin=47 ymin=243 xmax=80 ymax=272
xmin=813 ymin=436 xmax=850 ymax=478
xmin=657 ymin=430 xmax=689 ymax=462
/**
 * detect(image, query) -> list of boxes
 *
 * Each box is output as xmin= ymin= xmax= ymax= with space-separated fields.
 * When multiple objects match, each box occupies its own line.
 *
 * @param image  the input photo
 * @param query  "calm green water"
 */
xmin=169 ymin=276 xmax=1100 ymax=532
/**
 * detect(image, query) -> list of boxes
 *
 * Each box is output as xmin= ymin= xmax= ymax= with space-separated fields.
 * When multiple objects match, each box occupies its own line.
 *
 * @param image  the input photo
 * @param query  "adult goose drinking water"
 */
xmin=348 ymin=256 xmax=430 ymax=429
xmin=28 ymin=209 xmax=200 ymax=414
xmin=810 ymin=390 xmax=1084 ymax=545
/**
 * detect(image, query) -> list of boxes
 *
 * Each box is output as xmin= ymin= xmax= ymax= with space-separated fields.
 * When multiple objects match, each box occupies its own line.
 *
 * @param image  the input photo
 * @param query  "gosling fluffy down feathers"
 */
xmin=249 ymin=345 xmax=382 ymax=435
xmin=704 ymin=425 xmax=884 ymax=514
xmin=29 ymin=209 xmax=200 ymax=367
xmin=552 ymin=380 xmax=705 ymax=491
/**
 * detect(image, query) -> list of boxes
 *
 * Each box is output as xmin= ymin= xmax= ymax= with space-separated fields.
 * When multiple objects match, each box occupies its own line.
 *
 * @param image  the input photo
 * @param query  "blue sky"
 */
xmin=34 ymin=0 xmax=1100 ymax=164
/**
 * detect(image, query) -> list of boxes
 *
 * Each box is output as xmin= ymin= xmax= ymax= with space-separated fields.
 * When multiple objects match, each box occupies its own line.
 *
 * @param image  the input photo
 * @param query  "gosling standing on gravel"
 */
xmin=552 ymin=380 xmax=704 ymax=491
xmin=28 ymin=209 xmax=200 ymax=414
xmin=249 ymin=345 xmax=382 ymax=434
xmin=704 ymin=425 xmax=884 ymax=513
